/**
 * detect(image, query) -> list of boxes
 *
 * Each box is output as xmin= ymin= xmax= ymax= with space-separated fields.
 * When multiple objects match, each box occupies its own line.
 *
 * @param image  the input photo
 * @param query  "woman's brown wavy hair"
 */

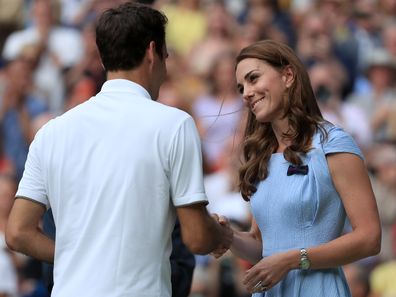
xmin=237 ymin=40 xmax=327 ymax=201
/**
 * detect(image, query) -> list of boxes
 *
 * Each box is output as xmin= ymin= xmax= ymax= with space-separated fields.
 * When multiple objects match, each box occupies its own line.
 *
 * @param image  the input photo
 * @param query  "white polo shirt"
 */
xmin=16 ymin=79 xmax=208 ymax=297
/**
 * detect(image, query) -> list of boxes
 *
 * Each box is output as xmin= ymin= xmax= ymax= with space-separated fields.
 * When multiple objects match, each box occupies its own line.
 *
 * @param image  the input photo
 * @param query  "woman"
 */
xmin=218 ymin=40 xmax=381 ymax=296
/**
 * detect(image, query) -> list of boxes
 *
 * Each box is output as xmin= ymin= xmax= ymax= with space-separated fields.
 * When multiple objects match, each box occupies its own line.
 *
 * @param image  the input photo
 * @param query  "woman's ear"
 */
xmin=282 ymin=65 xmax=295 ymax=88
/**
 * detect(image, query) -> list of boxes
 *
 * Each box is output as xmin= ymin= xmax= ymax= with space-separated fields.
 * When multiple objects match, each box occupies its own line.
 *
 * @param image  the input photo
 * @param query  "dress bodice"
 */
xmin=250 ymin=125 xmax=363 ymax=297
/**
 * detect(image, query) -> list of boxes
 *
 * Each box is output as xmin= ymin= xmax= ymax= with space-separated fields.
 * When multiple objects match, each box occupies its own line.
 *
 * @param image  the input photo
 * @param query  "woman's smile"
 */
xmin=251 ymin=97 xmax=266 ymax=111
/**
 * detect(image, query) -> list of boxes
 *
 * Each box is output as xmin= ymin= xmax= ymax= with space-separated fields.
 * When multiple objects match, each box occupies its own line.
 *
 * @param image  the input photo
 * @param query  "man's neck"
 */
xmin=107 ymin=70 xmax=151 ymax=96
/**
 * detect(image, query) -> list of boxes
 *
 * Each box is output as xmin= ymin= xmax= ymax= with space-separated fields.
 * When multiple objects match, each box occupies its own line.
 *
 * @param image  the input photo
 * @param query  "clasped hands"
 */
xmin=211 ymin=213 xmax=233 ymax=258
xmin=209 ymin=214 xmax=292 ymax=293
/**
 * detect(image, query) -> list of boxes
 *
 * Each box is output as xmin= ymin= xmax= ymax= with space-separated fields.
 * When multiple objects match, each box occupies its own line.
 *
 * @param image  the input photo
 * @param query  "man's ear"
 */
xmin=146 ymin=41 xmax=156 ymax=65
xmin=282 ymin=65 xmax=295 ymax=88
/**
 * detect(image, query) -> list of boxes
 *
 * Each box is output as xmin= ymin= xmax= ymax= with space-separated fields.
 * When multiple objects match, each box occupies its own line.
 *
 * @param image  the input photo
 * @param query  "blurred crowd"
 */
xmin=0 ymin=0 xmax=396 ymax=296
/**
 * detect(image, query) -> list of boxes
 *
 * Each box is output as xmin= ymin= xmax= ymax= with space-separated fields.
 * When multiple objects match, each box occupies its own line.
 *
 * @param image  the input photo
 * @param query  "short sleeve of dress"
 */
xmin=321 ymin=125 xmax=364 ymax=161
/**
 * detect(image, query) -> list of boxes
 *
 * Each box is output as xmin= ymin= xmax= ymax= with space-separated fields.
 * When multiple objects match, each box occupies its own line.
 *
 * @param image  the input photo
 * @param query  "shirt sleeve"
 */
xmin=168 ymin=116 xmax=208 ymax=207
xmin=15 ymin=128 xmax=49 ymax=209
xmin=322 ymin=125 xmax=365 ymax=161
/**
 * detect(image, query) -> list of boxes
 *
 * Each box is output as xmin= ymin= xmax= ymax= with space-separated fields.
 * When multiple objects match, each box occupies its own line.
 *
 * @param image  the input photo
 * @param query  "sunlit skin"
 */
xmin=235 ymin=58 xmax=294 ymax=150
xmin=107 ymin=41 xmax=168 ymax=101
xmin=155 ymin=45 xmax=169 ymax=90
xmin=149 ymin=43 xmax=169 ymax=100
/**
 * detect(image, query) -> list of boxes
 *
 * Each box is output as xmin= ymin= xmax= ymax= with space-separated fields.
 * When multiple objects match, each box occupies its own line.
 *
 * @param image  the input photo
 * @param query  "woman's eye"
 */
xmin=249 ymin=75 xmax=258 ymax=82
xmin=238 ymin=87 xmax=244 ymax=94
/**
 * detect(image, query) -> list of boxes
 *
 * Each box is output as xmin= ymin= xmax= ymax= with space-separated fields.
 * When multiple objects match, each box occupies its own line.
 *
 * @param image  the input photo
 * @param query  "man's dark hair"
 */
xmin=136 ymin=0 xmax=156 ymax=5
xmin=95 ymin=2 xmax=167 ymax=72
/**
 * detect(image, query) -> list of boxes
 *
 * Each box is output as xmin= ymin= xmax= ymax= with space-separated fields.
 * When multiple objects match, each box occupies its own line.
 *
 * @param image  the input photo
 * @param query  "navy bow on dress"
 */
xmin=287 ymin=164 xmax=309 ymax=176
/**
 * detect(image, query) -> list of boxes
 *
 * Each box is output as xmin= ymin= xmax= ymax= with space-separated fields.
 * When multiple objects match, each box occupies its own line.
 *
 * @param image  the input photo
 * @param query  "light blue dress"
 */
xmin=250 ymin=125 xmax=363 ymax=297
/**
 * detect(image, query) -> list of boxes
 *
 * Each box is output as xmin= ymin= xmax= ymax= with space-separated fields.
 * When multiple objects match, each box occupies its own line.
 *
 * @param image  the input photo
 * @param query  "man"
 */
xmin=5 ymin=3 xmax=232 ymax=297
xmin=40 ymin=211 xmax=196 ymax=297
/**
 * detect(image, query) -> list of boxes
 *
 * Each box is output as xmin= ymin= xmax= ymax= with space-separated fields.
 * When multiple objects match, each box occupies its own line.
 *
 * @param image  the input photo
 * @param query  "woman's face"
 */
xmin=236 ymin=58 xmax=289 ymax=123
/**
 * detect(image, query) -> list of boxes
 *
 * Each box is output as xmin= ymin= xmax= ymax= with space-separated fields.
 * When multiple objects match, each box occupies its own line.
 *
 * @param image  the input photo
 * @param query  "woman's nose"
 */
xmin=243 ymin=86 xmax=254 ymax=101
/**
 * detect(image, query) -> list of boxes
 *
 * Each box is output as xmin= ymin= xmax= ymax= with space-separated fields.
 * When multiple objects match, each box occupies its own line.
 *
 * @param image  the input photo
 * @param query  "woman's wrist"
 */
xmin=284 ymin=249 xmax=301 ymax=270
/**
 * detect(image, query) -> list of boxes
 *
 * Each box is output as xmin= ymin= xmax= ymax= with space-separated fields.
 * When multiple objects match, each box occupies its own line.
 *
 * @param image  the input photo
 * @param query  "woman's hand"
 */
xmin=210 ymin=214 xmax=233 ymax=258
xmin=243 ymin=250 xmax=297 ymax=293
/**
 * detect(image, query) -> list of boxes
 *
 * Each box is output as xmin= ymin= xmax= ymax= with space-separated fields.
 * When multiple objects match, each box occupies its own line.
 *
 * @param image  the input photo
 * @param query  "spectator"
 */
xmin=192 ymin=50 xmax=244 ymax=173
xmin=160 ymin=0 xmax=207 ymax=57
xmin=0 ymin=175 xmax=17 ymax=297
xmin=63 ymin=20 xmax=105 ymax=110
xmin=241 ymin=0 xmax=296 ymax=47
xmin=370 ymin=256 xmax=396 ymax=297
xmin=366 ymin=144 xmax=396 ymax=262
xmin=0 ymin=50 xmax=48 ymax=181
xmin=308 ymin=62 xmax=371 ymax=149
xmin=295 ymin=11 xmax=338 ymax=67
xmin=343 ymin=263 xmax=371 ymax=297
xmin=382 ymin=20 xmax=396 ymax=58
xmin=0 ymin=0 xmax=23 ymax=56
xmin=351 ymin=0 xmax=383 ymax=74
xmin=2 ymin=0 xmax=84 ymax=115
xmin=347 ymin=47 xmax=396 ymax=143
xmin=187 ymin=1 xmax=237 ymax=77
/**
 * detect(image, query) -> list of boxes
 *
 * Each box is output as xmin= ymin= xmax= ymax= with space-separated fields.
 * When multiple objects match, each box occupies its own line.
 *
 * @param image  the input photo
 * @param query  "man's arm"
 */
xmin=6 ymin=198 xmax=55 ymax=263
xmin=176 ymin=203 xmax=233 ymax=255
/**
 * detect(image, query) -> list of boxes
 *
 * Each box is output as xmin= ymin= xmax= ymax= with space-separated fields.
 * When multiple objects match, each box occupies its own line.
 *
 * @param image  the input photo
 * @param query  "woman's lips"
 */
xmin=251 ymin=97 xmax=265 ymax=110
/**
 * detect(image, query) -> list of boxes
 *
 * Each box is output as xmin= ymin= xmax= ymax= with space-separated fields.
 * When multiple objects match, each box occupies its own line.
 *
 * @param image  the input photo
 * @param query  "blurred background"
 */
xmin=0 ymin=0 xmax=395 ymax=296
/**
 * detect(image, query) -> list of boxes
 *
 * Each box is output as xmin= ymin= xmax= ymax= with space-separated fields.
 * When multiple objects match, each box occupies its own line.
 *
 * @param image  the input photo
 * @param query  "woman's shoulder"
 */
xmin=316 ymin=123 xmax=364 ymax=160
xmin=319 ymin=122 xmax=353 ymax=144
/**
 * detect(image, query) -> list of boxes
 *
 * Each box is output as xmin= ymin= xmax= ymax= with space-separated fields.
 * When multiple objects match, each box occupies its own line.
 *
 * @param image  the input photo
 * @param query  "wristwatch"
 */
xmin=299 ymin=248 xmax=311 ymax=270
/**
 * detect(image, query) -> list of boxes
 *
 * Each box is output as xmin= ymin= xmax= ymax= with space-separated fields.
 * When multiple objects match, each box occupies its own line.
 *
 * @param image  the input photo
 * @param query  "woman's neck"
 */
xmin=271 ymin=118 xmax=291 ymax=153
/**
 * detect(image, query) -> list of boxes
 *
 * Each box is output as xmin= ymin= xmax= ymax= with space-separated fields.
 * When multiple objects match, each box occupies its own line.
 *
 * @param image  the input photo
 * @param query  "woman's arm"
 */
xmin=304 ymin=152 xmax=381 ymax=269
xmin=242 ymin=152 xmax=381 ymax=293
xmin=230 ymin=218 xmax=263 ymax=264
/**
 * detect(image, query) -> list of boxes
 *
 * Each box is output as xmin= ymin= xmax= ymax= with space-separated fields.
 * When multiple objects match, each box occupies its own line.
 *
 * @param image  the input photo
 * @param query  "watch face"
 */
xmin=301 ymin=258 xmax=310 ymax=270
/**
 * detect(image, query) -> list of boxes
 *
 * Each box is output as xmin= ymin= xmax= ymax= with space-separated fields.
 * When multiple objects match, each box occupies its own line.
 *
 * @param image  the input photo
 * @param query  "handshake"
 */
xmin=210 ymin=213 xmax=234 ymax=258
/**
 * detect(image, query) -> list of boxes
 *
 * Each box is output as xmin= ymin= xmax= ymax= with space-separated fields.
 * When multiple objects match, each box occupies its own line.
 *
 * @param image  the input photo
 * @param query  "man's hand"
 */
xmin=210 ymin=214 xmax=233 ymax=258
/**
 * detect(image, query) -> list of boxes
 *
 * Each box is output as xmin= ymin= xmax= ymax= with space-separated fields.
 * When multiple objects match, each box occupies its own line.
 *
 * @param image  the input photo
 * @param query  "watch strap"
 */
xmin=300 ymin=248 xmax=310 ymax=270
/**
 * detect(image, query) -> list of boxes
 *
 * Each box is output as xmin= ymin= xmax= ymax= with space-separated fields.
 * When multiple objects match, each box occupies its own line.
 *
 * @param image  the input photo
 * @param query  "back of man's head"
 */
xmin=136 ymin=0 xmax=156 ymax=5
xmin=95 ymin=2 xmax=167 ymax=72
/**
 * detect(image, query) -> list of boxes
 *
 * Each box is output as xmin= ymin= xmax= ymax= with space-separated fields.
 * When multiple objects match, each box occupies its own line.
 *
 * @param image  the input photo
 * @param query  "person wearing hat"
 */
xmin=347 ymin=47 xmax=396 ymax=143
